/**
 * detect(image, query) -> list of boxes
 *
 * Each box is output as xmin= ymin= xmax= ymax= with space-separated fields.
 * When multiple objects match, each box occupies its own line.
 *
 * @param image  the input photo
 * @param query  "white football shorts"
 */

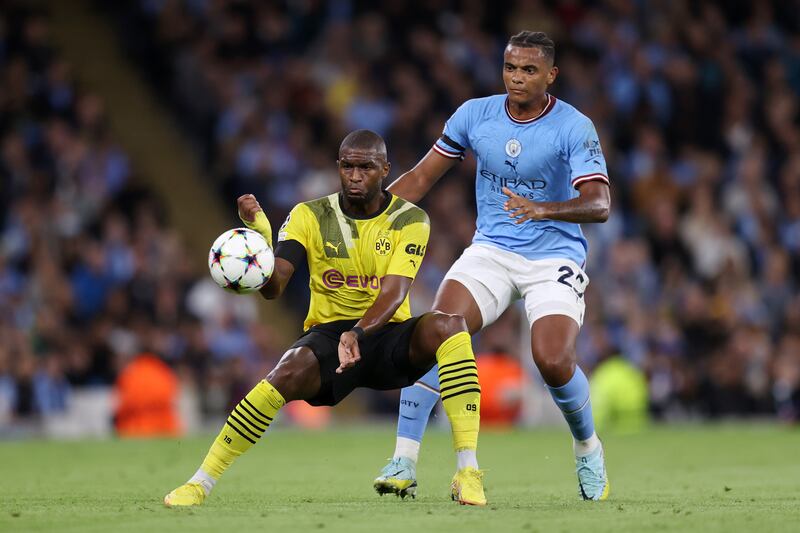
xmin=442 ymin=244 xmax=589 ymax=328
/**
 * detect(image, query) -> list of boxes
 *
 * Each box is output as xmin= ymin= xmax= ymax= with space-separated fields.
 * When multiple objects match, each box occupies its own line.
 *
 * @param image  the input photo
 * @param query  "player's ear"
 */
xmin=547 ymin=66 xmax=559 ymax=85
xmin=383 ymin=161 xmax=391 ymax=178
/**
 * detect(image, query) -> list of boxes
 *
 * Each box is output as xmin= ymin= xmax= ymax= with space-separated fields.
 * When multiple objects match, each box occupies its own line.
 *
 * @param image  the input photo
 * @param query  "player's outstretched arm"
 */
xmin=236 ymin=193 xmax=296 ymax=299
xmin=237 ymin=194 xmax=274 ymax=247
xmin=336 ymin=274 xmax=413 ymax=373
xmin=387 ymin=151 xmax=458 ymax=203
xmin=258 ymin=257 xmax=294 ymax=300
xmin=503 ymin=181 xmax=610 ymax=224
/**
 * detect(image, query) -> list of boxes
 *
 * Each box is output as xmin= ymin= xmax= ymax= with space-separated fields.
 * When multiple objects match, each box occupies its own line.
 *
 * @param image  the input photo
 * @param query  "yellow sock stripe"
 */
xmin=440 ymin=377 xmax=481 ymax=393
xmin=438 ymin=361 xmax=476 ymax=379
xmin=438 ymin=370 xmax=479 ymax=387
xmin=233 ymin=406 xmax=267 ymax=432
xmin=438 ymin=358 xmax=475 ymax=372
xmin=442 ymin=382 xmax=481 ymax=401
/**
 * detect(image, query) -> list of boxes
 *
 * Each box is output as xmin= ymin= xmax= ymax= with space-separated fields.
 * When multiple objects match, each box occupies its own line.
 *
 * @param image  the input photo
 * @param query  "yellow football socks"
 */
xmin=436 ymin=332 xmax=481 ymax=451
xmin=200 ymin=380 xmax=285 ymax=479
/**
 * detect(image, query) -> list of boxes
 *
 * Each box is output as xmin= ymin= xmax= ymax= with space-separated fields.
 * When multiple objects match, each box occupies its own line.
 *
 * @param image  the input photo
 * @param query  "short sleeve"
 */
xmin=567 ymin=117 xmax=610 ymax=189
xmin=277 ymin=204 xmax=311 ymax=248
xmin=386 ymin=211 xmax=431 ymax=279
xmin=432 ymin=101 xmax=473 ymax=161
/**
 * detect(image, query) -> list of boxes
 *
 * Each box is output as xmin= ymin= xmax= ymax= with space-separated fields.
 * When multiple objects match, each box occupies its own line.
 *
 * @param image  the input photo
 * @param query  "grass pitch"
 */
xmin=0 ymin=423 xmax=798 ymax=532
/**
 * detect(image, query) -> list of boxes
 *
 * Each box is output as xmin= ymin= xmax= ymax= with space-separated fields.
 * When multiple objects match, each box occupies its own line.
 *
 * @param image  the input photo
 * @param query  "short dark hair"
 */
xmin=339 ymin=129 xmax=387 ymax=159
xmin=508 ymin=31 xmax=555 ymax=64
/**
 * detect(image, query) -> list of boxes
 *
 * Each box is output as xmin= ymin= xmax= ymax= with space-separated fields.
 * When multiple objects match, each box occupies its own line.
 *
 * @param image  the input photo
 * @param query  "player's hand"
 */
xmin=237 ymin=194 xmax=263 ymax=223
xmin=502 ymin=187 xmax=548 ymax=224
xmin=336 ymin=331 xmax=361 ymax=374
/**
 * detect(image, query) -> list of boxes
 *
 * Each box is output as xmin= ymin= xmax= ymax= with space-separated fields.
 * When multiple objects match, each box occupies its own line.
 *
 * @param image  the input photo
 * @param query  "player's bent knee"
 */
xmin=428 ymin=312 xmax=468 ymax=345
xmin=533 ymin=347 xmax=576 ymax=387
xmin=266 ymin=347 xmax=319 ymax=401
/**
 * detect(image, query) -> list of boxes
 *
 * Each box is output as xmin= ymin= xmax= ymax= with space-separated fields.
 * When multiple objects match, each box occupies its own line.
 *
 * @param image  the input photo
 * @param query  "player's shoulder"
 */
xmin=457 ymin=94 xmax=506 ymax=116
xmin=296 ymin=193 xmax=338 ymax=218
xmin=384 ymin=195 xmax=430 ymax=230
xmin=551 ymin=96 xmax=594 ymax=128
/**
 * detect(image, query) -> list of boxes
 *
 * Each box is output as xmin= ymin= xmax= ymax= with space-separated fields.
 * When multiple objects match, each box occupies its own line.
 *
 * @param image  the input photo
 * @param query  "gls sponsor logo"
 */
xmin=322 ymin=269 xmax=383 ymax=290
xmin=405 ymin=243 xmax=426 ymax=256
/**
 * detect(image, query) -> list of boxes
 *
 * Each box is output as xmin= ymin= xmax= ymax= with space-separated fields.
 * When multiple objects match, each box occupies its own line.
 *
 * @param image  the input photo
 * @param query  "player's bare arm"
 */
xmin=336 ymin=274 xmax=413 ymax=374
xmin=387 ymin=150 xmax=457 ymax=203
xmin=502 ymin=181 xmax=610 ymax=224
xmin=236 ymin=193 xmax=296 ymax=299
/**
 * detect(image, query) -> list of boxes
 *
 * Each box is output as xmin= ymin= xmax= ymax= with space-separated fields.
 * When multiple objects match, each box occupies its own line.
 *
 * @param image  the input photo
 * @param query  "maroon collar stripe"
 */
xmin=505 ymin=94 xmax=556 ymax=124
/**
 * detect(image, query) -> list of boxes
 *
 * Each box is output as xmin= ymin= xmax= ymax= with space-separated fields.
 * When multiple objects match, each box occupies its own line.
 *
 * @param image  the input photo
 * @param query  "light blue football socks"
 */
xmin=547 ymin=365 xmax=595 ymax=442
xmin=395 ymin=366 xmax=440 ymax=459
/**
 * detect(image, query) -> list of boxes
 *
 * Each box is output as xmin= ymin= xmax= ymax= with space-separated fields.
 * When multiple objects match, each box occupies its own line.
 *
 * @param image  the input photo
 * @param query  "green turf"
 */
xmin=0 ymin=423 xmax=797 ymax=532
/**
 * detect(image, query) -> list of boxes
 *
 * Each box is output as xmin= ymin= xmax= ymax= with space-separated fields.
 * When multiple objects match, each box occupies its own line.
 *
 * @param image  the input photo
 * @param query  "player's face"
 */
xmin=502 ymin=45 xmax=558 ymax=106
xmin=337 ymin=148 xmax=390 ymax=205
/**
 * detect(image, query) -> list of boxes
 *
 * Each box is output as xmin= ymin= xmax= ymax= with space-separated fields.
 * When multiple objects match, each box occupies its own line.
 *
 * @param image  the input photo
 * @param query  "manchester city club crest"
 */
xmin=505 ymin=138 xmax=522 ymax=157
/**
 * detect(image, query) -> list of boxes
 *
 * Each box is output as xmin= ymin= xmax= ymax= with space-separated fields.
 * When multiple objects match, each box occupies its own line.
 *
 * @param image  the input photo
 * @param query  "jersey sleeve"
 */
xmin=433 ymin=100 xmax=473 ymax=161
xmin=386 ymin=210 xmax=431 ymax=280
xmin=566 ymin=117 xmax=610 ymax=189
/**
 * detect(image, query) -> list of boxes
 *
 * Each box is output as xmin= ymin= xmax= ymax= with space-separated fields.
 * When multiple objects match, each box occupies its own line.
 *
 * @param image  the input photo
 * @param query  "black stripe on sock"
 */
xmin=243 ymin=398 xmax=273 ymax=421
xmin=234 ymin=407 xmax=267 ymax=433
xmin=439 ymin=371 xmax=479 ymax=386
xmin=242 ymin=397 xmax=272 ymax=420
xmin=440 ymin=380 xmax=481 ymax=396
xmin=438 ymin=364 xmax=477 ymax=381
xmin=237 ymin=402 xmax=270 ymax=426
xmin=228 ymin=413 xmax=261 ymax=438
xmin=225 ymin=420 xmax=256 ymax=444
xmin=441 ymin=387 xmax=482 ymax=402
xmin=438 ymin=359 xmax=475 ymax=372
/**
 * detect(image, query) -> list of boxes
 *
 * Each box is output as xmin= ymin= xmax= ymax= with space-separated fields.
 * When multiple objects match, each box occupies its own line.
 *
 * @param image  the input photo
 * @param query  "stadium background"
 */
xmin=1 ymin=0 xmax=800 ymax=439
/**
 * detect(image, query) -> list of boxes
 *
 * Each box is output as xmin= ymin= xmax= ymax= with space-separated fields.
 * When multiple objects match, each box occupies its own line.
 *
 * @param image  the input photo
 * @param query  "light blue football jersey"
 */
xmin=433 ymin=94 xmax=609 ymax=266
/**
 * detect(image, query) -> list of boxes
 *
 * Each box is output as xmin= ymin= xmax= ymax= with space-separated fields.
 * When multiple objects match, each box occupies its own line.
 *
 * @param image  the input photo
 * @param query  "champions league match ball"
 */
xmin=208 ymin=228 xmax=274 ymax=293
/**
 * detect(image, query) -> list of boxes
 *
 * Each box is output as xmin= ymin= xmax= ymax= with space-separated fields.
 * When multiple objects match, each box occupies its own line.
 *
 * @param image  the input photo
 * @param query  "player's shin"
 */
xmin=546 ymin=366 xmax=600 ymax=454
xmin=435 ymin=332 xmax=480 ymax=460
xmin=197 ymin=380 xmax=286 ymax=488
xmin=395 ymin=367 xmax=440 ymax=463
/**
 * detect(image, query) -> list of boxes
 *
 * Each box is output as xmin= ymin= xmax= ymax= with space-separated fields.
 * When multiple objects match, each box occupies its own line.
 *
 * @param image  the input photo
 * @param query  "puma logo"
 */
xmin=504 ymin=159 xmax=519 ymax=177
xmin=325 ymin=241 xmax=342 ymax=254
xmin=410 ymin=259 xmax=417 ymax=268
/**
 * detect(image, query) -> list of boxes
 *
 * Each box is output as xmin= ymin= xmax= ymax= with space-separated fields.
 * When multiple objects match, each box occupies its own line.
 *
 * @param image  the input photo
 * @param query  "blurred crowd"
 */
xmin=107 ymin=0 xmax=800 ymax=422
xmin=0 ymin=4 xmax=282 ymax=432
xmin=3 ymin=0 xmax=800 ymax=431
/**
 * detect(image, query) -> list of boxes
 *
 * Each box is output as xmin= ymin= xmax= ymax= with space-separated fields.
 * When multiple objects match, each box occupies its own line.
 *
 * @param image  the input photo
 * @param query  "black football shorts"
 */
xmin=289 ymin=316 xmax=430 ymax=406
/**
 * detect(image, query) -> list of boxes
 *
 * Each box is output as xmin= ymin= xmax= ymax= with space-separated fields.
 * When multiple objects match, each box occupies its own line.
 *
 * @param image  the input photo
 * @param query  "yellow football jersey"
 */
xmin=278 ymin=192 xmax=430 ymax=330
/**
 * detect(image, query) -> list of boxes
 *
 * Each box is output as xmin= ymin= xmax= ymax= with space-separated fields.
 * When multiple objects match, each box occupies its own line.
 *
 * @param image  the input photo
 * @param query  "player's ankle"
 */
xmin=573 ymin=432 xmax=601 ymax=457
xmin=456 ymin=448 xmax=479 ymax=470
xmin=393 ymin=436 xmax=421 ymax=463
xmin=188 ymin=468 xmax=217 ymax=495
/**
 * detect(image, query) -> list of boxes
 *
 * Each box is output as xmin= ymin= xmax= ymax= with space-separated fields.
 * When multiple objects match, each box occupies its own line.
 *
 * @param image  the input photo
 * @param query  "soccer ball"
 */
xmin=208 ymin=228 xmax=274 ymax=293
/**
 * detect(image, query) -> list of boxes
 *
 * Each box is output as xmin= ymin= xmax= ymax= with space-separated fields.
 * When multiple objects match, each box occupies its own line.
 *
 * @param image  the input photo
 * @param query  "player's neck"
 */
xmin=339 ymin=190 xmax=391 ymax=219
xmin=507 ymin=92 xmax=550 ymax=121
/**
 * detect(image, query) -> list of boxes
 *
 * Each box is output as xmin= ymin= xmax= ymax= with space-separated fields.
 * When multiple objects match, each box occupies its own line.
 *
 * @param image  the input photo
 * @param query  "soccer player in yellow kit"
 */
xmin=164 ymin=130 xmax=486 ymax=506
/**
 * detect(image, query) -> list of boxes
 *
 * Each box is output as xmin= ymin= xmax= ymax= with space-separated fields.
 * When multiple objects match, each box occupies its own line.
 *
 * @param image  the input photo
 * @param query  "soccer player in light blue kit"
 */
xmin=373 ymin=31 xmax=611 ymax=501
